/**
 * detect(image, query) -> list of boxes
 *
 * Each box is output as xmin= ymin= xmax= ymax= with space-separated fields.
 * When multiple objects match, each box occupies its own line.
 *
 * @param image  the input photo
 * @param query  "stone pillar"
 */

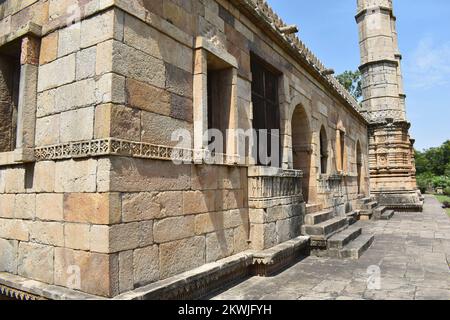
xmin=356 ymin=0 xmax=422 ymax=211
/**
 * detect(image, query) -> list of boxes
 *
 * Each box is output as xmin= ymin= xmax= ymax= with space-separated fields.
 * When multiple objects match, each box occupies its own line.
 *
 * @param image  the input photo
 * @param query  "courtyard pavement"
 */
xmin=210 ymin=195 xmax=450 ymax=300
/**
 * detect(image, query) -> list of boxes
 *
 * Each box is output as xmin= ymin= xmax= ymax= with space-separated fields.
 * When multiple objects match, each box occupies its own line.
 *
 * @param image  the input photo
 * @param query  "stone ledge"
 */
xmin=252 ymin=236 xmax=310 ymax=276
xmin=0 ymin=272 xmax=103 ymax=300
xmin=0 ymin=22 xmax=42 ymax=48
xmin=114 ymin=252 xmax=255 ymax=300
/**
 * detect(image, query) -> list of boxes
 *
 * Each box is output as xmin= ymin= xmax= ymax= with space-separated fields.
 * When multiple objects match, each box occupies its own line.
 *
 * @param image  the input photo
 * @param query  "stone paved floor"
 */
xmin=210 ymin=195 xmax=450 ymax=300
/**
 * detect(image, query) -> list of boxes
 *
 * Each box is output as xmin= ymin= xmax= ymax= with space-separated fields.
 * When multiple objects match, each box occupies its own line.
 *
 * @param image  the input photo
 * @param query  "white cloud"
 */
xmin=405 ymin=37 xmax=450 ymax=89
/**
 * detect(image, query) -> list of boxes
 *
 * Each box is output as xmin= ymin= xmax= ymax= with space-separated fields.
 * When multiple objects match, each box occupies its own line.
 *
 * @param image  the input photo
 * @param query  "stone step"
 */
xmin=304 ymin=210 xmax=334 ymax=225
xmin=373 ymin=206 xmax=387 ymax=215
xmin=380 ymin=210 xmax=395 ymax=220
xmin=365 ymin=201 xmax=378 ymax=209
xmin=305 ymin=203 xmax=323 ymax=215
xmin=340 ymin=234 xmax=375 ymax=260
xmin=358 ymin=197 xmax=371 ymax=204
xmin=359 ymin=210 xmax=373 ymax=221
xmin=301 ymin=216 xmax=348 ymax=239
xmin=327 ymin=226 xmax=362 ymax=250
xmin=346 ymin=211 xmax=359 ymax=225
xmin=328 ymin=233 xmax=374 ymax=260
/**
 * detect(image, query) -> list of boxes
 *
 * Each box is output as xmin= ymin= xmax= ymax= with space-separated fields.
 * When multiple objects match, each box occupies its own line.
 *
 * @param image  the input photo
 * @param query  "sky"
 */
xmin=266 ymin=0 xmax=450 ymax=151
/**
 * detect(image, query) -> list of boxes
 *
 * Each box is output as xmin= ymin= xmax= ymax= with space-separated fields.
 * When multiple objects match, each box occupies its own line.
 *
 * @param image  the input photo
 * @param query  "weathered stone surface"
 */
xmin=206 ymin=229 xmax=234 ymax=263
xmin=0 ymin=239 xmax=18 ymax=273
xmin=0 ymin=194 xmax=15 ymax=218
xmin=194 ymin=209 xmax=245 ymax=235
xmin=64 ymin=192 xmax=121 ymax=225
xmin=133 ymin=245 xmax=159 ymax=287
xmin=0 ymin=218 xmax=29 ymax=241
xmin=59 ymin=107 xmax=94 ymax=143
xmin=157 ymin=191 xmax=183 ymax=217
xmin=18 ymin=242 xmax=54 ymax=284
xmin=183 ymin=190 xmax=215 ymax=214
xmin=33 ymin=161 xmax=56 ymax=192
xmin=126 ymin=78 xmax=171 ymax=115
xmin=108 ymin=157 xmax=191 ymax=192
xmin=80 ymin=10 xmax=118 ymax=48
xmin=215 ymin=189 xmax=244 ymax=211
xmin=250 ymin=222 xmax=277 ymax=250
xmin=76 ymin=46 xmax=96 ymax=80
xmin=119 ymin=250 xmax=134 ymax=293
xmin=35 ymin=114 xmax=60 ymax=146
xmin=38 ymin=54 xmax=76 ymax=92
xmin=39 ymin=31 xmax=58 ymax=65
xmin=112 ymin=40 xmax=166 ymax=89
xmin=36 ymin=193 xmax=63 ymax=221
xmin=159 ymin=236 xmax=205 ymax=278
xmin=29 ymin=221 xmax=64 ymax=246
xmin=94 ymin=104 xmax=141 ymax=141
xmin=121 ymin=192 xmax=160 ymax=222
xmin=64 ymin=223 xmax=90 ymax=251
xmin=165 ymin=63 xmax=193 ymax=98
xmin=54 ymin=247 xmax=118 ymax=297
xmin=55 ymin=159 xmax=98 ymax=193
xmin=58 ymin=24 xmax=81 ymax=57
xmin=141 ymin=110 xmax=192 ymax=147
xmin=191 ymin=166 xmax=219 ymax=190
xmin=153 ymin=216 xmax=194 ymax=244
xmin=109 ymin=221 xmax=154 ymax=252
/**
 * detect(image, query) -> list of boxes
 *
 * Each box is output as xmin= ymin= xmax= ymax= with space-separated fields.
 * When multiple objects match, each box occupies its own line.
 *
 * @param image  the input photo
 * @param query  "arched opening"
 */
xmin=291 ymin=105 xmax=312 ymax=202
xmin=319 ymin=126 xmax=328 ymax=174
xmin=356 ymin=141 xmax=363 ymax=195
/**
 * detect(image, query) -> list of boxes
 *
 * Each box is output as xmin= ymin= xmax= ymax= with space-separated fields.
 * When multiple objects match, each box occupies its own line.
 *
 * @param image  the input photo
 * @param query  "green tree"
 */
xmin=336 ymin=70 xmax=362 ymax=101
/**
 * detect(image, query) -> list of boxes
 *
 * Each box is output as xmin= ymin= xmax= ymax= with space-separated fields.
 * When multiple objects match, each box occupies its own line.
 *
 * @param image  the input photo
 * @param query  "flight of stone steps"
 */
xmin=356 ymin=197 xmax=395 ymax=221
xmin=301 ymin=203 xmax=375 ymax=260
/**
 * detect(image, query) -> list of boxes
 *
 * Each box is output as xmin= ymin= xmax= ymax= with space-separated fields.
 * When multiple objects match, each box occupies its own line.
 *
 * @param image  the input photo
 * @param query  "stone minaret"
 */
xmin=356 ymin=0 xmax=423 ymax=211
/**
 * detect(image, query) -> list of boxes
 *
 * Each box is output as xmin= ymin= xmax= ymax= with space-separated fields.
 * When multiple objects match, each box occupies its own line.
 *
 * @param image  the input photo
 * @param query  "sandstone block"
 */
xmin=95 ymin=40 xmax=113 ymax=75
xmin=14 ymin=194 xmax=35 ymax=220
xmin=33 ymin=161 xmax=56 ymax=192
xmin=170 ymin=93 xmax=193 ymax=122
xmin=276 ymin=217 xmax=301 ymax=243
xmin=39 ymin=31 xmax=58 ymax=65
xmin=141 ymin=111 xmax=192 ymax=147
xmin=215 ymin=189 xmax=244 ymax=211
xmin=55 ymin=159 xmax=98 ymax=193
xmin=109 ymin=157 xmax=191 ymax=192
xmin=0 ymin=194 xmax=15 ymax=218
xmin=1 ymin=168 xmax=26 ymax=194
xmin=38 ymin=54 xmax=76 ymax=92
xmin=81 ymin=10 xmax=118 ymax=48
xmin=36 ymin=89 xmax=56 ymax=118
xmin=29 ymin=221 xmax=64 ymax=247
xmin=0 ymin=218 xmax=29 ymax=241
xmin=55 ymin=79 xmax=97 ymax=113
xmin=64 ymin=192 xmax=121 ymax=224
xmin=94 ymin=104 xmax=141 ymax=141
xmin=64 ymin=223 xmax=90 ymax=251
xmin=218 ymin=167 xmax=242 ymax=189
xmin=153 ymin=216 xmax=194 ymax=244
xmin=133 ymin=245 xmax=159 ymax=287
xmin=109 ymin=221 xmax=154 ymax=252
xmin=183 ymin=190 xmax=215 ymax=214
xmin=111 ymin=40 xmax=166 ymax=89
xmin=250 ymin=222 xmax=276 ymax=250
xmin=121 ymin=192 xmax=160 ymax=222
xmin=59 ymin=106 xmax=94 ymax=143
xmin=119 ymin=250 xmax=133 ymax=293
xmin=191 ymin=165 xmax=218 ymax=190
xmin=36 ymin=194 xmax=63 ymax=221
xmin=165 ymin=63 xmax=193 ymax=98
xmin=58 ymin=23 xmax=81 ymax=57
xmin=206 ymin=229 xmax=234 ymax=263
xmin=233 ymin=225 xmax=250 ymax=253
xmin=18 ymin=242 xmax=54 ymax=284
xmin=35 ymin=114 xmax=60 ymax=146
xmin=159 ymin=236 xmax=205 ymax=278
xmin=126 ymin=78 xmax=171 ymax=115
xmin=157 ymin=191 xmax=183 ymax=217
xmin=0 ymin=239 xmax=18 ymax=273
xmin=54 ymin=247 xmax=118 ymax=297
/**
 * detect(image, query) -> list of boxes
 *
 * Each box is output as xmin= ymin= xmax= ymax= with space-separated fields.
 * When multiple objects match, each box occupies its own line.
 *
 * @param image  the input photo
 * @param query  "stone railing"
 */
xmin=248 ymin=166 xmax=303 ymax=208
xmin=317 ymin=174 xmax=344 ymax=196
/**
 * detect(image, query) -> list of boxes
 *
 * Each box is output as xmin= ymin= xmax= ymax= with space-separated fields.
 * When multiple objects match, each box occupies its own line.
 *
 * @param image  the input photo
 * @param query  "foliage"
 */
xmin=336 ymin=70 xmax=362 ymax=101
xmin=415 ymin=140 xmax=450 ymax=194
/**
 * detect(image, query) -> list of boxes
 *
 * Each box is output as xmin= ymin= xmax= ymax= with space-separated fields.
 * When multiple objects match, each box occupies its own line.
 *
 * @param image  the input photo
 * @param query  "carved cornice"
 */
xmin=0 ymin=284 xmax=45 ymax=301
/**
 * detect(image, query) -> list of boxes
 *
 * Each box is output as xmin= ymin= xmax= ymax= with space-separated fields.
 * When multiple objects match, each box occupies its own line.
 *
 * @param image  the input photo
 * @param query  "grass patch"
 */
xmin=434 ymin=194 xmax=450 ymax=216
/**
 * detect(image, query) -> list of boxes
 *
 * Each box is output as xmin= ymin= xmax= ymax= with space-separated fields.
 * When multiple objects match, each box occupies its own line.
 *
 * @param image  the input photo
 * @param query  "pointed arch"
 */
xmin=319 ymin=126 xmax=328 ymax=174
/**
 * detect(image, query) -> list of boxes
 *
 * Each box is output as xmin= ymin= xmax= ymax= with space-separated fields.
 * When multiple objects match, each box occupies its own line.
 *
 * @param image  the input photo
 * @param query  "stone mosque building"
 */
xmin=0 ymin=0 xmax=422 ymax=299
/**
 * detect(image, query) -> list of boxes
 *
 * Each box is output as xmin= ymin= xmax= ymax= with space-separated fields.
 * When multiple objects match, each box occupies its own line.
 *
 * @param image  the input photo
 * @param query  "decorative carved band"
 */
xmin=0 ymin=284 xmax=45 ymax=300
